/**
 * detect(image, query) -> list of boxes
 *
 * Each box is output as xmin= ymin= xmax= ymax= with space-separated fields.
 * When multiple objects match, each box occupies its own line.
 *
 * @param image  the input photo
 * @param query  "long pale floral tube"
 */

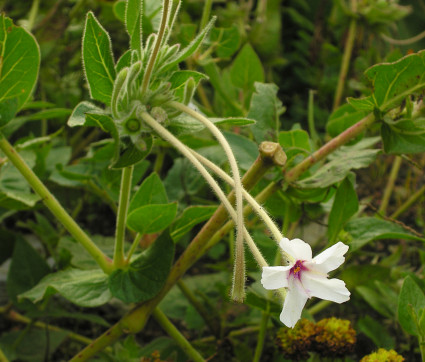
xmin=170 ymin=101 xmax=246 ymax=301
xmin=140 ymin=111 xmax=268 ymax=270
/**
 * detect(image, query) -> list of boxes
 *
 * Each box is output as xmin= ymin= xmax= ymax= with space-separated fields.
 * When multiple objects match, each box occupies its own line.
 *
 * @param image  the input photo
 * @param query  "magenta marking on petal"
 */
xmin=289 ymin=260 xmax=308 ymax=280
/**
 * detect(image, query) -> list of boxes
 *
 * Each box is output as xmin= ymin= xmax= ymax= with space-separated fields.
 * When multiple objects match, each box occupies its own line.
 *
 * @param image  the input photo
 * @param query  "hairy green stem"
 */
xmin=141 ymin=0 xmax=170 ymax=94
xmin=308 ymin=89 xmax=320 ymax=146
xmin=114 ymin=166 xmax=134 ymax=267
xmin=332 ymin=0 xmax=357 ymax=110
xmin=253 ymin=309 xmax=269 ymax=362
xmin=0 ymin=135 xmax=113 ymax=274
xmin=200 ymin=0 xmax=213 ymax=30
xmin=126 ymin=232 xmax=141 ymax=262
xmin=379 ymin=156 xmax=402 ymax=216
xmin=391 ymin=184 xmax=425 ymax=219
xmin=153 ymin=308 xmax=206 ymax=362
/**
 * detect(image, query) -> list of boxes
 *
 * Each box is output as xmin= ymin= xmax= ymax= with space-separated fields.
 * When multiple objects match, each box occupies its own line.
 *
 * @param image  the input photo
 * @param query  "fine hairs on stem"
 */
xmin=169 ymin=101 xmax=246 ymax=301
xmin=140 ymin=111 xmax=268 ymax=270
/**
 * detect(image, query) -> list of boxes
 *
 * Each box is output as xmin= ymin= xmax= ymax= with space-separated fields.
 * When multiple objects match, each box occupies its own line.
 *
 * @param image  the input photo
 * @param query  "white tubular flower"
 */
xmin=261 ymin=238 xmax=350 ymax=328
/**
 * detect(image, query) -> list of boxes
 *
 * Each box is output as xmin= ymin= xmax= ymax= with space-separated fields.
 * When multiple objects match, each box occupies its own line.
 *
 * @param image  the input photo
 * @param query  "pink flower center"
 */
xmin=290 ymin=260 xmax=306 ymax=280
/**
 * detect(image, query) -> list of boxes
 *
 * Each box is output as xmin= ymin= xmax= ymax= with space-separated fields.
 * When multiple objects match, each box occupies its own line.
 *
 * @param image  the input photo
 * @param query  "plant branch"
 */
xmin=391 ymin=184 xmax=425 ymax=219
xmin=378 ymin=156 xmax=402 ymax=216
xmin=152 ymin=308 xmax=206 ymax=362
xmin=114 ymin=166 xmax=134 ymax=267
xmin=0 ymin=135 xmax=113 ymax=274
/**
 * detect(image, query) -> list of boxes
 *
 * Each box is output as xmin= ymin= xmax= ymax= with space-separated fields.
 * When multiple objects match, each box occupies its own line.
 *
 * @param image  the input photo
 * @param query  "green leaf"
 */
xmin=129 ymin=172 xmax=168 ymax=213
xmin=327 ymin=103 xmax=369 ymax=138
xmin=127 ymin=203 xmax=178 ymax=234
xmin=381 ymin=118 xmax=425 ymax=154
xmin=109 ymin=230 xmax=174 ymax=303
xmin=0 ymin=14 xmax=40 ymax=127
xmin=398 ymin=276 xmax=425 ymax=336
xmin=160 ymin=17 xmax=216 ymax=74
xmin=224 ymin=131 xmax=259 ymax=170
xmin=365 ymin=50 xmax=425 ymax=112
xmin=328 ymin=177 xmax=358 ymax=244
xmin=171 ymin=205 xmax=217 ymax=242
xmin=230 ymin=43 xmax=264 ymax=91
xmin=278 ymin=129 xmax=311 ymax=161
xmin=357 ymin=316 xmax=395 ymax=349
xmin=19 ymin=268 xmax=112 ymax=307
xmin=248 ymin=82 xmax=285 ymax=143
xmin=347 ymin=95 xmax=375 ymax=112
xmin=296 ymin=138 xmax=380 ymax=189
xmin=113 ymin=0 xmax=126 ymax=22
xmin=169 ymin=70 xmax=207 ymax=103
xmin=210 ymin=26 xmax=240 ymax=58
xmin=67 ymin=101 xmax=106 ymax=127
xmin=345 ymin=217 xmax=425 ymax=251
xmin=7 ymin=238 xmax=50 ymax=303
xmin=356 ymin=285 xmax=395 ymax=319
xmin=125 ymin=0 xmax=143 ymax=53
xmin=111 ymin=135 xmax=153 ymax=169
xmin=82 ymin=12 xmax=116 ymax=105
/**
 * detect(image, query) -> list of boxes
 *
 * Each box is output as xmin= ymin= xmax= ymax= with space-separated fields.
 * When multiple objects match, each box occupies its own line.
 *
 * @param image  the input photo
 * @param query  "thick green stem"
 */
xmin=378 ymin=156 xmax=402 ymax=216
xmin=391 ymin=184 xmax=425 ymax=219
xmin=141 ymin=0 xmax=170 ymax=94
xmin=332 ymin=0 xmax=357 ymax=110
xmin=0 ymin=135 xmax=113 ymax=274
xmin=153 ymin=308 xmax=206 ymax=362
xmin=114 ymin=166 xmax=134 ymax=267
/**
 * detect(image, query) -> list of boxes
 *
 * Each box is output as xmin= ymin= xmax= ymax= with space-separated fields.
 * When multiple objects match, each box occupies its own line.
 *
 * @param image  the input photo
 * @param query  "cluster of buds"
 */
xmin=276 ymin=317 xmax=356 ymax=360
xmin=360 ymin=348 xmax=405 ymax=362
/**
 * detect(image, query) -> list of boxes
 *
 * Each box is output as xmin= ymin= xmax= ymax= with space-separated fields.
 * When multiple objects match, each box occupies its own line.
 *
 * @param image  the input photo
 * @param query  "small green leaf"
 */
xmin=210 ymin=26 xmax=240 ymax=58
xmin=113 ymin=0 xmax=126 ymax=22
xmin=125 ymin=0 xmax=143 ymax=53
xmin=345 ymin=217 xmax=425 ymax=251
xmin=398 ymin=276 xmax=425 ymax=336
xmin=365 ymin=50 xmax=425 ymax=112
xmin=357 ymin=316 xmax=395 ymax=349
xmin=19 ymin=268 xmax=112 ymax=307
xmin=0 ymin=14 xmax=40 ymax=127
xmin=171 ymin=205 xmax=217 ymax=242
xmin=327 ymin=103 xmax=369 ymax=138
xmin=108 ymin=230 xmax=174 ymax=303
xmin=356 ymin=285 xmax=395 ymax=318
xmin=278 ymin=129 xmax=311 ymax=161
xmin=67 ymin=101 xmax=106 ymax=127
xmin=129 ymin=172 xmax=168 ymax=213
xmin=160 ymin=17 xmax=216 ymax=74
xmin=7 ymin=238 xmax=50 ymax=303
xmin=328 ymin=177 xmax=358 ymax=244
xmin=248 ymin=82 xmax=285 ymax=143
xmin=127 ymin=203 xmax=178 ymax=234
xmin=347 ymin=95 xmax=375 ymax=112
xmin=111 ymin=135 xmax=153 ymax=169
xmin=230 ymin=44 xmax=264 ymax=91
xmin=169 ymin=70 xmax=207 ymax=102
xmin=82 ymin=12 xmax=116 ymax=105
xmin=224 ymin=131 xmax=259 ymax=170
xmin=381 ymin=118 xmax=425 ymax=154
xmin=296 ymin=138 xmax=380 ymax=189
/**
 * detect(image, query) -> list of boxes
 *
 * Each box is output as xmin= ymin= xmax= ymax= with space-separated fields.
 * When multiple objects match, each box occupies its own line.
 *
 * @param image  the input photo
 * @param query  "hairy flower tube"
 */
xmin=261 ymin=238 xmax=350 ymax=328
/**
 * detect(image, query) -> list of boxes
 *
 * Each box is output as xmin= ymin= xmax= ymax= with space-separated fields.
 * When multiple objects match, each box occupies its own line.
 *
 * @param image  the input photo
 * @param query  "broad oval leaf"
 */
xmin=127 ymin=203 xmax=177 ymax=235
xmin=398 ymin=276 xmax=425 ymax=336
xmin=171 ymin=205 xmax=217 ymax=242
xmin=230 ymin=43 xmax=264 ymax=91
xmin=19 ymin=268 xmax=111 ymax=307
xmin=345 ymin=217 xmax=425 ymax=251
xmin=129 ymin=172 xmax=168 ymax=213
xmin=0 ymin=14 xmax=40 ymax=127
xmin=108 ymin=230 xmax=175 ymax=303
xmin=83 ymin=12 xmax=116 ymax=105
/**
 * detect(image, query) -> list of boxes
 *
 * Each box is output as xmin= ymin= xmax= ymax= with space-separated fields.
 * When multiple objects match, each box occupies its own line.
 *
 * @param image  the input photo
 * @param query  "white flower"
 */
xmin=261 ymin=238 xmax=350 ymax=328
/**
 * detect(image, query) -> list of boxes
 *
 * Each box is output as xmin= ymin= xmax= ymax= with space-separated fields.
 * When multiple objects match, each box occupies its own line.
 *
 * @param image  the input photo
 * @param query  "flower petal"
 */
xmin=279 ymin=238 xmax=312 ymax=261
xmin=261 ymin=266 xmax=292 ymax=290
xmin=312 ymin=242 xmax=349 ymax=273
xmin=280 ymin=280 xmax=309 ymax=328
xmin=302 ymin=273 xmax=350 ymax=303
